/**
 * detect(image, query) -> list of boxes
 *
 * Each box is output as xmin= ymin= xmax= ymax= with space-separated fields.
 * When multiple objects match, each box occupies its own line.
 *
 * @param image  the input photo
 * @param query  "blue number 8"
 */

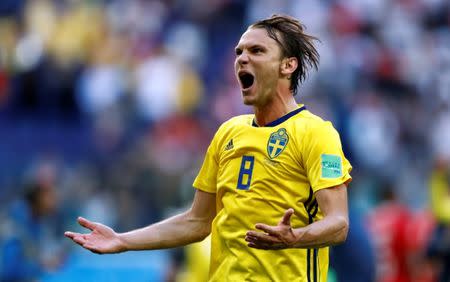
xmin=237 ymin=155 xmax=255 ymax=190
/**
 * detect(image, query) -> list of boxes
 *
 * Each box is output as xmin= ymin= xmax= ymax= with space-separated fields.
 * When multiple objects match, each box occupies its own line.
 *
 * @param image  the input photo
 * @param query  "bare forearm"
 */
xmin=292 ymin=215 xmax=348 ymax=248
xmin=119 ymin=210 xmax=210 ymax=251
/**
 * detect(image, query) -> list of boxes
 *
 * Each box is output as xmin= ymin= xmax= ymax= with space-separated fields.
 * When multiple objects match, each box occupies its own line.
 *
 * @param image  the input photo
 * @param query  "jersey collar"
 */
xmin=252 ymin=105 xmax=306 ymax=127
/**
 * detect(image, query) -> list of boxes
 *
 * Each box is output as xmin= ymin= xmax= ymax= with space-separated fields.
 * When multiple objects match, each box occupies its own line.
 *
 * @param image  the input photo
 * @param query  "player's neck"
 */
xmin=253 ymin=96 xmax=298 ymax=127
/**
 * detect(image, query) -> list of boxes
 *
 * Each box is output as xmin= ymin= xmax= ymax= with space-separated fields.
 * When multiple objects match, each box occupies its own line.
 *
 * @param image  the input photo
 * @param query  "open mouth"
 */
xmin=239 ymin=72 xmax=255 ymax=90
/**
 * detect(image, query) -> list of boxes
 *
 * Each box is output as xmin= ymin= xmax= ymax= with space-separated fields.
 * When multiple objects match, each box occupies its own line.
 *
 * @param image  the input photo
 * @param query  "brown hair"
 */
xmin=251 ymin=14 xmax=320 ymax=95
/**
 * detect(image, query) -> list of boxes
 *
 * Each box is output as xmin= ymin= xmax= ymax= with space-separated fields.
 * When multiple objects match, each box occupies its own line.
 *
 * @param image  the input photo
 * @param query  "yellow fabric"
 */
xmin=430 ymin=170 xmax=450 ymax=223
xmin=177 ymin=235 xmax=211 ymax=282
xmin=193 ymin=106 xmax=352 ymax=282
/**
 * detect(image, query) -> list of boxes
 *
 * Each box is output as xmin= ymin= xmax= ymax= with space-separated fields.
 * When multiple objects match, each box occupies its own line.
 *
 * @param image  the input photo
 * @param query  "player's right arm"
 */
xmin=64 ymin=189 xmax=216 ymax=254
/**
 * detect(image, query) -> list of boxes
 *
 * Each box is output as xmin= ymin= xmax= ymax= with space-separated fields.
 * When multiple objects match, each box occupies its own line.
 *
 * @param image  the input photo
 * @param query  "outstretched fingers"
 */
xmin=248 ymin=242 xmax=285 ymax=250
xmin=246 ymin=208 xmax=297 ymax=250
xmin=246 ymin=231 xmax=279 ymax=243
xmin=246 ymin=232 xmax=284 ymax=250
xmin=280 ymin=208 xmax=294 ymax=226
xmin=77 ymin=217 xmax=97 ymax=231
xmin=254 ymin=208 xmax=294 ymax=234
xmin=64 ymin=231 xmax=77 ymax=239
xmin=254 ymin=223 xmax=278 ymax=235
xmin=64 ymin=231 xmax=88 ymax=245
xmin=64 ymin=232 xmax=101 ymax=253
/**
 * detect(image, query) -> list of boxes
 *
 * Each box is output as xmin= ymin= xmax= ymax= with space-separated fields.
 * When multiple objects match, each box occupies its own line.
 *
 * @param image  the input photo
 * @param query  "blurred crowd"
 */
xmin=0 ymin=0 xmax=449 ymax=281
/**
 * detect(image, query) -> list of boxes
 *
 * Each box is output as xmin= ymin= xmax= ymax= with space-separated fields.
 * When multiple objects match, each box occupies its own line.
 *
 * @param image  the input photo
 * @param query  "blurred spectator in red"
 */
xmin=405 ymin=209 xmax=437 ymax=282
xmin=367 ymin=181 xmax=411 ymax=282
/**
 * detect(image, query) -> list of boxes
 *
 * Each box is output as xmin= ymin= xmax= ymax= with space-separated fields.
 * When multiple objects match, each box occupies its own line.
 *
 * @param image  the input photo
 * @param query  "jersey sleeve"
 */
xmin=303 ymin=121 xmax=352 ymax=192
xmin=192 ymin=128 xmax=221 ymax=193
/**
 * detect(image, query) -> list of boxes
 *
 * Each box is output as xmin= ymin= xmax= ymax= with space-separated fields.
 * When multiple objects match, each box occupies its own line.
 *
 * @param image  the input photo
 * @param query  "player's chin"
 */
xmin=242 ymin=96 xmax=254 ymax=105
xmin=241 ymin=88 xmax=257 ymax=105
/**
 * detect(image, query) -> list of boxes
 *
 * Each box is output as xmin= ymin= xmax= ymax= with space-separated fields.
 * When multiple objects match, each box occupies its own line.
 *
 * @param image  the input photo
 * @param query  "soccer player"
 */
xmin=65 ymin=14 xmax=352 ymax=281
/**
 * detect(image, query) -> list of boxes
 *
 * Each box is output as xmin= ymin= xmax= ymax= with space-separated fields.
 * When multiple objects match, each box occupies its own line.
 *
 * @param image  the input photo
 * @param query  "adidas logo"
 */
xmin=225 ymin=139 xmax=234 ymax=151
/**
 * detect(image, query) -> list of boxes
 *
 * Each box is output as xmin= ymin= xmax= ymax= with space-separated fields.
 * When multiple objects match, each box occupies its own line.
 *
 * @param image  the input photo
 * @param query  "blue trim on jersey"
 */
xmin=313 ymin=248 xmax=318 ymax=282
xmin=252 ymin=106 xmax=306 ymax=127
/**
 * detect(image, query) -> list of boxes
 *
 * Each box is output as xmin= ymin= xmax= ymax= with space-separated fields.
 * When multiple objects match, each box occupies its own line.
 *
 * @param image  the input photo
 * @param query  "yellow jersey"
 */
xmin=193 ymin=105 xmax=352 ymax=282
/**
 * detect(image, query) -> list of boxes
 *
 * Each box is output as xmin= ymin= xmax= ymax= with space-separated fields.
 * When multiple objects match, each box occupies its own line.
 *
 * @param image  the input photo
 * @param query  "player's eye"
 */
xmin=235 ymin=48 xmax=242 ymax=56
xmin=251 ymin=47 xmax=263 ymax=53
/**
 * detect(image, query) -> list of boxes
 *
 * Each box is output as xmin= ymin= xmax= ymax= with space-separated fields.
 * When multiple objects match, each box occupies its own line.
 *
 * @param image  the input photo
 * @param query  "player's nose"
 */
xmin=236 ymin=51 xmax=249 ymax=65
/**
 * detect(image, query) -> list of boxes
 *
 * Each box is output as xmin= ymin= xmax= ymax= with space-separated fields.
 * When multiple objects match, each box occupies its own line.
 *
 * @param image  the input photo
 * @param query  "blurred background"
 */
xmin=0 ymin=0 xmax=449 ymax=281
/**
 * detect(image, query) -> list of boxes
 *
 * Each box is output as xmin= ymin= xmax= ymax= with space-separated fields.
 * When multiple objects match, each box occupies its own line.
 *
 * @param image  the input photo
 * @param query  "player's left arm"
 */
xmin=246 ymin=183 xmax=348 ymax=250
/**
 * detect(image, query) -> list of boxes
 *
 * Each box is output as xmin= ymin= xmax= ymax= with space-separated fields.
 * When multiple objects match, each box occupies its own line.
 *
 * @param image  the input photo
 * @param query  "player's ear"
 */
xmin=280 ymin=57 xmax=298 ymax=76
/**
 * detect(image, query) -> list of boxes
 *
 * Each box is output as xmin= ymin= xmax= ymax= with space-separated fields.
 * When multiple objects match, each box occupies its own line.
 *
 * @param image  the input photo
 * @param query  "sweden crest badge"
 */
xmin=267 ymin=128 xmax=289 ymax=159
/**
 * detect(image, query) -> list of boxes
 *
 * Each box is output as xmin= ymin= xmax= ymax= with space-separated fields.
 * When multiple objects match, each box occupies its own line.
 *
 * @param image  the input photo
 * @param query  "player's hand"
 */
xmin=64 ymin=217 xmax=126 ymax=254
xmin=245 ymin=208 xmax=298 ymax=250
